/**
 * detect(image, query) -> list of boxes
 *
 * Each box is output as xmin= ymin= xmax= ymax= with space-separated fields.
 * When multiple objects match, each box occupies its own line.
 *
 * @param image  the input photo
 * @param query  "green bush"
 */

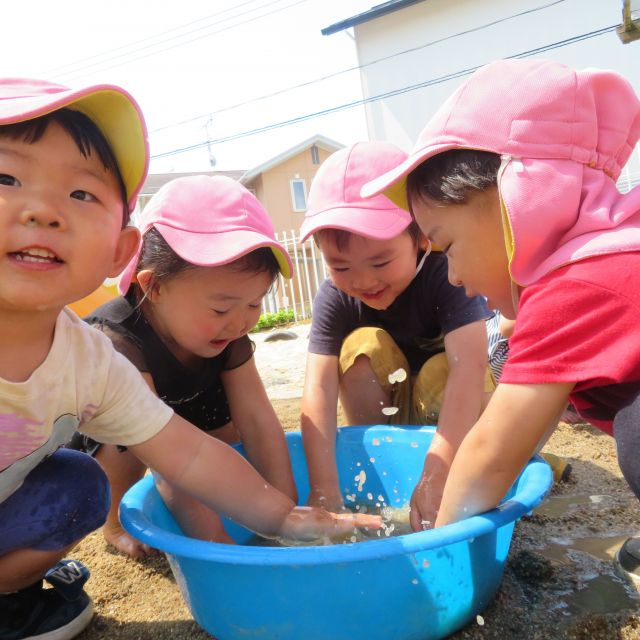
xmin=250 ymin=309 xmax=295 ymax=332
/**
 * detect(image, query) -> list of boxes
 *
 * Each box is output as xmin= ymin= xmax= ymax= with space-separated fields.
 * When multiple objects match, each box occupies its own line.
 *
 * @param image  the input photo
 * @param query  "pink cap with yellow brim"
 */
xmin=118 ymin=175 xmax=293 ymax=295
xmin=0 ymin=77 xmax=148 ymax=211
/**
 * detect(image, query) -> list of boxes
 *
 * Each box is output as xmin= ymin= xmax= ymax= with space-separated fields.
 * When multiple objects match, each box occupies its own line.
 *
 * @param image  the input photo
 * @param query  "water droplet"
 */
xmin=411 ymin=578 xmax=419 ymax=585
xmin=369 ymin=457 xmax=375 ymax=463
xmin=388 ymin=368 xmax=408 ymax=384
xmin=410 ymin=442 xmax=418 ymax=448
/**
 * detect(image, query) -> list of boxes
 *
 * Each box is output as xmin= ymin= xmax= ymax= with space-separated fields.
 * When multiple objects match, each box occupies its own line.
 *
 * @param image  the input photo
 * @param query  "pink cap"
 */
xmin=299 ymin=141 xmax=412 ymax=243
xmin=118 ymin=175 xmax=293 ymax=294
xmin=361 ymin=59 xmax=640 ymax=211
xmin=0 ymin=78 xmax=148 ymax=211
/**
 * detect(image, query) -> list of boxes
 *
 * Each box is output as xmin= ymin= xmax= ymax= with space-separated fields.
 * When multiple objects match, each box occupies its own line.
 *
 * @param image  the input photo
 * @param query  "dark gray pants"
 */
xmin=613 ymin=391 xmax=640 ymax=501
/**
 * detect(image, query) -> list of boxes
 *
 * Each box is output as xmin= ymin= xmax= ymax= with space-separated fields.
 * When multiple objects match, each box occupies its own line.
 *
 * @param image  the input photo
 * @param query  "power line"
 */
xmin=150 ymin=0 xmax=569 ymax=133
xmin=39 ymin=0 xmax=268 ymax=77
xmin=151 ymin=24 xmax=617 ymax=160
xmin=51 ymin=0 xmax=311 ymax=82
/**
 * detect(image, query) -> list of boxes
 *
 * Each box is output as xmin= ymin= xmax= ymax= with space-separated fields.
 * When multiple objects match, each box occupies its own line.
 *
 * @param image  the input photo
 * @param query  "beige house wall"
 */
xmin=246 ymin=145 xmax=335 ymax=234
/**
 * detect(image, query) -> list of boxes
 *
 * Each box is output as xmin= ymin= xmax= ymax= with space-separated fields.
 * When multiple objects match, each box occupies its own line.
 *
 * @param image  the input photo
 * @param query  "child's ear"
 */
xmin=108 ymin=226 xmax=140 ymax=278
xmin=135 ymin=270 xmax=155 ymax=298
xmin=417 ymin=233 xmax=431 ymax=253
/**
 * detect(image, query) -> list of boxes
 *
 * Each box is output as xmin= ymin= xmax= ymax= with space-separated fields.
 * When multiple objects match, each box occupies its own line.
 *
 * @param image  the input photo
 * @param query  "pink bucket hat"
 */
xmin=362 ymin=58 xmax=640 ymax=286
xmin=118 ymin=175 xmax=293 ymax=294
xmin=0 ymin=78 xmax=148 ymax=211
xmin=299 ymin=141 xmax=412 ymax=243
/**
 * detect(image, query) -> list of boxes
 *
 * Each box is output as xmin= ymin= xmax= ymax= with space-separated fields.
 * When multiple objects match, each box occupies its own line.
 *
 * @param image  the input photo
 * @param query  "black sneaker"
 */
xmin=615 ymin=537 xmax=640 ymax=587
xmin=0 ymin=560 xmax=93 ymax=640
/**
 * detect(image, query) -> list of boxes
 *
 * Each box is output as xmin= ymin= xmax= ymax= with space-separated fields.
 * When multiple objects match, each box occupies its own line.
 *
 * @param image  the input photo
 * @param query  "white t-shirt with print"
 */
xmin=0 ymin=308 xmax=173 ymax=503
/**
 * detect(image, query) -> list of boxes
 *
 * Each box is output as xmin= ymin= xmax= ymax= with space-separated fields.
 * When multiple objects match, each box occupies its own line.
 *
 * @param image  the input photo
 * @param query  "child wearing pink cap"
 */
xmin=71 ymin=174 xmax=300 ymax=557
xmin=0 ymin=80 xmax=380 ymax=640
xmin=363 ymin=58 xmax=640 ymax=583
xmin=299 ymin=141 xmax=493 ymax=530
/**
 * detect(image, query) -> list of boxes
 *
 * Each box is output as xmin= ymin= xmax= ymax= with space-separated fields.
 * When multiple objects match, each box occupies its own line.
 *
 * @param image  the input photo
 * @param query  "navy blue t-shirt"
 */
xmin=308 ymin=252 xmax=490 ymax=373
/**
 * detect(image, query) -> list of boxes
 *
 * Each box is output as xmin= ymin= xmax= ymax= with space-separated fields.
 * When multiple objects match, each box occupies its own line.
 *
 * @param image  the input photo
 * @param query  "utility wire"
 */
xmin=151 ymin=24 xmax=617 ymax=160
xmin=40 ymin=0 xmax=268 ymax=77
xmin=50 ymin=0 xmax=311 ymax=82
xmin=150 ymin=0 xmax=569 ymax=133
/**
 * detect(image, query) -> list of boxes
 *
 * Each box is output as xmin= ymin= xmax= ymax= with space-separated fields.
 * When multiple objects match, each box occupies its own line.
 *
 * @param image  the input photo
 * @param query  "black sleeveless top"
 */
xmin=86 ymin=295 xmax=254 ymax=431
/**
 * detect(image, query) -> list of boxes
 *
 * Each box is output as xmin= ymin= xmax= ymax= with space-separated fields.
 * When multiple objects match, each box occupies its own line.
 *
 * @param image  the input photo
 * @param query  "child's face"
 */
xmin=319 ymin=231 xmax=422 ymax=310
xmin=411 ymin=187 xmax=514 ymax=316
xmin=0 ymin=121 xmax=137 ymax=314
xmin=141 ymin=264 xmax=273 ymax=365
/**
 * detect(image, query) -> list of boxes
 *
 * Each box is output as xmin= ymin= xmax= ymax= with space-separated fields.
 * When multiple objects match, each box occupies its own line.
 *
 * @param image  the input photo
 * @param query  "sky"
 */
xmin=4 ymin=0 xmax=377 ymax=174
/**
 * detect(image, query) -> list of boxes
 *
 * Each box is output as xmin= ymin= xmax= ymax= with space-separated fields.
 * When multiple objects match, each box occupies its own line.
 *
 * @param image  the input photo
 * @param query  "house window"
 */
xmin=310 ymin=145 xmax=320 ymax=165
xmin=290 ymin=179 xmax=307 ymax=212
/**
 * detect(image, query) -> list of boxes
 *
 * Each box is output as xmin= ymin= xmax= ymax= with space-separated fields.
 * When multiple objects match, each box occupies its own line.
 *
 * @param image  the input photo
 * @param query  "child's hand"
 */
xmin=409 ymin=471 xmax=445 ymax=532
xmin=278 ymin=506 xmax=382 ymax=544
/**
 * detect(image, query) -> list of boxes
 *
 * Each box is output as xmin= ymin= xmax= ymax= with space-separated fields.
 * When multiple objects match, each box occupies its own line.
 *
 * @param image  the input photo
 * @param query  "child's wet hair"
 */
xmin=135 ymin=228 xmax=280 ymax=296
xmin=0 ymin=108 xmax=130 ymax=225
xmin=406 ymin=149 xmax=501 ymax=207
xmin=314 ymin=220 xmax=422 ymax=251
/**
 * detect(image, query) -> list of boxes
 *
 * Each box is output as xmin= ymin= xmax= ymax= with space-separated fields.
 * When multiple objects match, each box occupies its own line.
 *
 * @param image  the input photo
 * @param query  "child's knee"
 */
xmin=41 ymin=450 xmax=110 ymax=548
xmin=339 ymin=327 xmax=407 ymax=379
xmin=0 ymin=449 xmax=110 ymax=554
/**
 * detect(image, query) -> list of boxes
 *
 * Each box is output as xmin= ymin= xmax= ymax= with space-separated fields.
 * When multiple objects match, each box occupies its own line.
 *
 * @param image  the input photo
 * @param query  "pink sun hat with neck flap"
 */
xmin=0 ymin=77 xmax=148 ymax=211
xmin=118 ymin=175 xmax=293 ymax=295
xmin=362 ymin=58 xmax=640 ymax=287
xmin=299 ymin=141 xmax=412 ymax=243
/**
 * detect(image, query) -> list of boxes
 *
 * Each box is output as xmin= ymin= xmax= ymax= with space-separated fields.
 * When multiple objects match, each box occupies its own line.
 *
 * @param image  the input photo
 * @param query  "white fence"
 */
xmin=261 ymin=231 xmax=328 ymax=321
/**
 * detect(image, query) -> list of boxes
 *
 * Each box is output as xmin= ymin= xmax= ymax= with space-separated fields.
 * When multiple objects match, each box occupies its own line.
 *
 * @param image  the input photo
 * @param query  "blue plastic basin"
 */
xmin=121 ymin=425 xmax=552 ymax=640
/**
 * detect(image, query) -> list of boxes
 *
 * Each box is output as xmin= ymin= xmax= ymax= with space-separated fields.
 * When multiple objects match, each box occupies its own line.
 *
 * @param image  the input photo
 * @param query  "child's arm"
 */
xmin=410 ymin=320 xmax=488 ymax=531
xmin=300 ymin=352 xmax=344 ymax=511
xmin=434 ymin=380 xmax=574 ymax=527
xmin=130 ymin=413 xmax=381 ymax=540
xmin=222 ymin=357 xmax=298 ymax=502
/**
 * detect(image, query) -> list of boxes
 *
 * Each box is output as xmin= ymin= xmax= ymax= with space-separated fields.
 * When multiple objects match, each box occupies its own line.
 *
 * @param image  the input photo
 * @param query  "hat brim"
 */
xmin=299 ymin=205 xmax=411 ymax=243
xmin=155 ymin=224 xmax=293 ymax=279
xmin=360 ymin=142 xmax=461 ymax=211
xmin=0 ymin=83 xmax=148 ymax=210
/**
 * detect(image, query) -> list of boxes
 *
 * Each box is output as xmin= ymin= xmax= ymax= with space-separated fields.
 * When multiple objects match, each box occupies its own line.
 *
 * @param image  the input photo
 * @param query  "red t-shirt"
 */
xmin=500 ymin=252 xmax=640 ymax=435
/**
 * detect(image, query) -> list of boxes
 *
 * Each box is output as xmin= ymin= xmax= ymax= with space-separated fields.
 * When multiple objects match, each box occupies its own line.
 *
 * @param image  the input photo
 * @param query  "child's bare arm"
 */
xmin=300 ymin=352 xmax=343 ymax=510
xmin=222 ymin=357 xmax=297 ymax=502
xmin=130 ymin=413 xmax=381 ymax=540
xmin=434 ymin=381 xmax=574 ymax=528
xmin=410 ymin=320 xmax=487 ymax=530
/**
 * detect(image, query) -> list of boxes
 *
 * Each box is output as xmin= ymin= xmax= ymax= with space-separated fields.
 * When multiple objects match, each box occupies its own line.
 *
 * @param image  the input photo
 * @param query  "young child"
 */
xmin=0 ymin=78 xmax=380 ymax=640
xmin=299 ymin=141 xmax=493 ymax=532
xmin=71 ymin=174 xmax=299 ymax=557
xmin=362 ymin=58 xmax=640 ymax=581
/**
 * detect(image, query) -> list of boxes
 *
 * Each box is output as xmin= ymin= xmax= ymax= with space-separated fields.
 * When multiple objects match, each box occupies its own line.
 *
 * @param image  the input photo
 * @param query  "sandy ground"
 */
xmin=73 ymin=327 xmax=640 ymax=639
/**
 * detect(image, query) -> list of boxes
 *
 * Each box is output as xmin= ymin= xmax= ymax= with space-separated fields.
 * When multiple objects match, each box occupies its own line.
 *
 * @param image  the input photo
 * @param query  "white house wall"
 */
xmin=354 ymin=0 xmax=640 ymax=165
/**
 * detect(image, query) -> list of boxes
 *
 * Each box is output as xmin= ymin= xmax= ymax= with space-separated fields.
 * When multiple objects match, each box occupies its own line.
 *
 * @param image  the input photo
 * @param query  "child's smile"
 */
xmin=141 ymin=265 xmax=273 ymax=366
xmin=9 ymin=246 xmax=63 ymax=269
xmin=320 ymin=232 xmax=421 ymax=311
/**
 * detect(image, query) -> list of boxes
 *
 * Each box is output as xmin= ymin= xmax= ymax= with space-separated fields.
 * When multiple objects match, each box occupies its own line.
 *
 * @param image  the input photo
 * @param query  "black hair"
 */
xmin=406 ymin=149 xmax=501 ymax=208
xmin=314 ymin=219 xmax=423 ymax=252
xmin=0 ymin=108 xmax=130 ymax=224
xmin=134 ymin=227 xmax=281 ymax=297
